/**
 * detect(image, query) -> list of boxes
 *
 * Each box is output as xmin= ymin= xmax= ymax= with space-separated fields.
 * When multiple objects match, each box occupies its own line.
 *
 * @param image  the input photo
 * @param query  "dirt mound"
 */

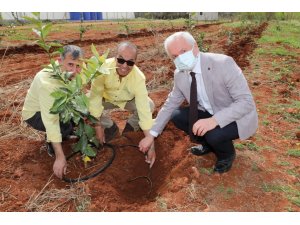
xmin=223 ymin=22 xmax=268 ymax=69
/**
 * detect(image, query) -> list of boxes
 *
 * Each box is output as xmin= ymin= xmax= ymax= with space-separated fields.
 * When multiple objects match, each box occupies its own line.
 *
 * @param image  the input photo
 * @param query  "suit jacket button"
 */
xmin=208 ymin=67 xmax=211 ymax=70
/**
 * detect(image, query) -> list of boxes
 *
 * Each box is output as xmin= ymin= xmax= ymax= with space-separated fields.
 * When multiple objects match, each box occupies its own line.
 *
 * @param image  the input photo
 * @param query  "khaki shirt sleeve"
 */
xmin=39 ymin=82 xmax=62 ymax=143
xmin=133 ymin=77 xmax=153 ymax=130
xmin=89 ymin=75 xmax=105 ymax=118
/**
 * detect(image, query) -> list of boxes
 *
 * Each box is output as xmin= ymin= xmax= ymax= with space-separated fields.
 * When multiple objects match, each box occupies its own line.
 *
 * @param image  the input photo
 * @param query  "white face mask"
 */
xmin=174 ymin=45 xmax=197 ymax=71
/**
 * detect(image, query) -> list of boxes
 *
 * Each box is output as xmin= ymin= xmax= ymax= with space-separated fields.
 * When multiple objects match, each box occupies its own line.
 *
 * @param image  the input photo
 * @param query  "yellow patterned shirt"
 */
xmin=89 ymin=57 xmax=153 ymax=130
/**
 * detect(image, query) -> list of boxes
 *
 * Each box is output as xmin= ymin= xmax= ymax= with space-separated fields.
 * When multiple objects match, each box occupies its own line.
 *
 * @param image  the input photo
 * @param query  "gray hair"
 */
xmin=61 ymin=45 xmax=84 ymax=60
xmin=164 ymin=31 xmax=196 ymax=57
xmin=117 ymin=41 xmax=138 ymax=57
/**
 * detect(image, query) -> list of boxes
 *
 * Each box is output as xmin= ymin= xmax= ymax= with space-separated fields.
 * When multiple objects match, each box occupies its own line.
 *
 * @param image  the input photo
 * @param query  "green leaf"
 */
xmin=72 ymin=95 xmax=89 ymax=115
xmin=32 ymin=28 xmax=41 ymax=37
xmin=74 ymin=120 xmax=84 ymax=136
xmin=48 ymin=42 xmax=62 ymax=47
xmin=84 ymin=124 xmax=95 ymax=139
xmin=73 ymin=142 xmax=81 ymax=152
xmin=63 ymin=71 xmax=73 ymax=81
xmin=50 ymin=51 xmax=62 ymax=58
xmin=90 ymin=136 xmax=100 ymax=148
xmin=91 ymin=44 xmax=100 ymax=59
xmin=57 ymin=47 xmax=64 ymax=54
xmin=66 ymin=78 xmax=77 ymax=92
xmin=73 ymin=128 xmax=80 ymax=137
xmin=84 ymin=145 xmax=97 ymax=157
xmin=76 ymin=74 xmax=82 ymax=89
xmin=61 ymin=109 xmax=72 ymax=124
xmin=44 ymin=65 xmax=54 ymax=70
xmin=81 ymin=93 xmax=89 ymax=108
xmin=50 ymin=90 xmax=68 ymax=99
xmin=73 ymin=135 xmax=87 ymax=153
xmin=79 ymin=120 xmax=85 ymax=133
xmin=98 ymin=49 xmax=110 ymax=63
xmin=59 ymin=87 xmax=73 ymax=95
xmin=87 ymin=114 xmax=99 ymax=124
xmin=37 ymin=40 xmax=51 ymax=52
xmin=42 ymin=23 xmax=53 ymax=38
xmin=49 ymin=96 xmax=67 ymax=114
xmin=76 ymin=135 xmax=88 ymax=153
xmin=72 ymin=110 xmax=82 ymax=125
xmin=51 ymin=76 xmax=65 ymax=83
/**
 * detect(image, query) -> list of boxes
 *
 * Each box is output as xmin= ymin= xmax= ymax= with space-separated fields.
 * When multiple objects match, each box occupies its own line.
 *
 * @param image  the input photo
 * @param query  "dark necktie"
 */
xmin=189 ymin=72 xmax=198 ymax=142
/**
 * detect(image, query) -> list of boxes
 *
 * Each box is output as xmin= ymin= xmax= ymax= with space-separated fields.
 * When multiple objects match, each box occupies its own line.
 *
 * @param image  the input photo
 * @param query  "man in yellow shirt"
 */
xmin=22 ymin=45 xmax=83 ymax=179
xmin=89 ymin=41 xmax=155 ymax=167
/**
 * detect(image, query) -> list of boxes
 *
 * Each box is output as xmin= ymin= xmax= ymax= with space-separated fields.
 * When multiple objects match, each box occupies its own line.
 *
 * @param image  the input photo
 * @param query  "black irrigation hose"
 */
xmin=127 ymin=170 xmax=153 ymax=197
xmin=63 ymin=143 xmax=116 ymax=183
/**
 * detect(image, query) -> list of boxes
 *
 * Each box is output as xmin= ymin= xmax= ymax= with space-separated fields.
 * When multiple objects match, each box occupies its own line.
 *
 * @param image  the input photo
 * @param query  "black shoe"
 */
xmin=190 ymin=144 xmax=211 ymax=156
xmin=122 ymin=122 xmax=135 ymax=134
xmin=46 ymin=142 xmax=55 ymax=157
xmin=213 ymin=153 xmax=236 ymax=173
xmin=104 ymin=122 xmax=119 ymax=143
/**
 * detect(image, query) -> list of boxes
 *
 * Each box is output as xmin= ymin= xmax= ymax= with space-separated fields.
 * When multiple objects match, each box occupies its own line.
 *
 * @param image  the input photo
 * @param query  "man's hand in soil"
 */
xmin=52 ymin=142 xmax=67 ymax=179
xmin=139 ymin=134 xmax=154 ymax=154
xmin=145 ymin=144 xmax=156 ymax=168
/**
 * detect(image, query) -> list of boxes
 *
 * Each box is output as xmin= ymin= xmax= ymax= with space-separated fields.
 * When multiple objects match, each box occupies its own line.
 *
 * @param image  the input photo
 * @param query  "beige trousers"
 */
xmin=100 ymin=97 xmax=155 ymax=131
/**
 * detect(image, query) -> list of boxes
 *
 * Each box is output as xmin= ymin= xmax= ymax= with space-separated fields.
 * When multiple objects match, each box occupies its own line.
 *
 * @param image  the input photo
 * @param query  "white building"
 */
xmin=193 ymin=12 xmax=218 ymax=21
xmin=0 ymin=12 xmax=135 ymax=21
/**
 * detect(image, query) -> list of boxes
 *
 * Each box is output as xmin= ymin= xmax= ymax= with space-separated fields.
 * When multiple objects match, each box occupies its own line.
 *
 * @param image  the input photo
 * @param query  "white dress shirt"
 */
xmin=149 ymin=53 xmax=213 ymax=138
xmin=192 ymin=53 xmax=214 ymax=115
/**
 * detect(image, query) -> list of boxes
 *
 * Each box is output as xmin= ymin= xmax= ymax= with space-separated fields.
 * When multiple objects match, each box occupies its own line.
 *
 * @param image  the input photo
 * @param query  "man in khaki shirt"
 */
xmin=89 ymin=41 xmax=155 ymax=167
xmin=22 ymin=45 xmax=83 ymax=179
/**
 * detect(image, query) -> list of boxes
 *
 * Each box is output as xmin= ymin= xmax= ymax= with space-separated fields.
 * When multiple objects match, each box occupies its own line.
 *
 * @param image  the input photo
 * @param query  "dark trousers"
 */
xmin=171 ymin=106 xmax=239 ymax=160
xmin=25 ymin=112 xmax=73 ymax=141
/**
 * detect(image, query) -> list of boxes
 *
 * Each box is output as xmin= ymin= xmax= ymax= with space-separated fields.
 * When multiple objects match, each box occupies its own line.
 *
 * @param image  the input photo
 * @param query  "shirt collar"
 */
xmin=192 ymin=53 xmax=201 ymax=75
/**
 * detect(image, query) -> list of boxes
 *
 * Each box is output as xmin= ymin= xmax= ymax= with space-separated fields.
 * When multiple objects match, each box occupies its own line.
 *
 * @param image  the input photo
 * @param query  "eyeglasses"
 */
xmin=116 ymin=58 xmax=135 ymax=67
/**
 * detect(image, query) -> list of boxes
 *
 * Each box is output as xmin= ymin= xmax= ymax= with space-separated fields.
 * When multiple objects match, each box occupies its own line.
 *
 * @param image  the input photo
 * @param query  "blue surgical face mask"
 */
xmin=174 ymin=45 xmax=197 ymax=71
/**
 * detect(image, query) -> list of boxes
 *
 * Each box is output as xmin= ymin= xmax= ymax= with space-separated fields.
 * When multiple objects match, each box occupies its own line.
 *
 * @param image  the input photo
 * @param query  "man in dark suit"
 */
xmin=139 ymin=31 xmax=258 ymax=173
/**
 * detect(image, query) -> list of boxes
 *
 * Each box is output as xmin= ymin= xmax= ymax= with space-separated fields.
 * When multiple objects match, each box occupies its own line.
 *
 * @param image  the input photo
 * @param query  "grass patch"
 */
xmin=234 ymin=141 xmax=259 ymax=151
xmin=286 ymin=169 xmax=299 ymax=177
xmin=155 ymin=196 xmax=168 ymax=211
xmin=258 ymin=20 xmax=300 ymax=48
xmin=260 ymin=146 xmax=274 ymax=152
xmin=262 ymin=120 xmax=270 ymax=126
xmin=199 ymin=167 xmax=214 ymax=175
xmin=256 ymin=47 xmax=297 ymax=57
xmin=269 ymin=61 xmax=295 ymax=82
xmin=277 ymin=161 xmax=291 ymax=167
xmin=222 ymin=20 xmax=253 ymax=28
xmin=262 ymin=183 xmax=300 ymax=208
xmin=287 ymin=149 xmax=300 ymax=157
xmin=251 ymin=162 xmax=261 ymax=172
xmin=291 ymin=197 xmax=300 ymax=207
xmin=216 ymin=184 xmax=235 ymax=199
xmin=266 ymin=101 xmax=300 ymax=124
xmin=236 ymin=13 xmax=300 ymax=21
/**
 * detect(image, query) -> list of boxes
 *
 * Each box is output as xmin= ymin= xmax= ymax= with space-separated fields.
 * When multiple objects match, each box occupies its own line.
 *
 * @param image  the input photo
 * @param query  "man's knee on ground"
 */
xmin=205 ymin=130 xmax=223 ymax=146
